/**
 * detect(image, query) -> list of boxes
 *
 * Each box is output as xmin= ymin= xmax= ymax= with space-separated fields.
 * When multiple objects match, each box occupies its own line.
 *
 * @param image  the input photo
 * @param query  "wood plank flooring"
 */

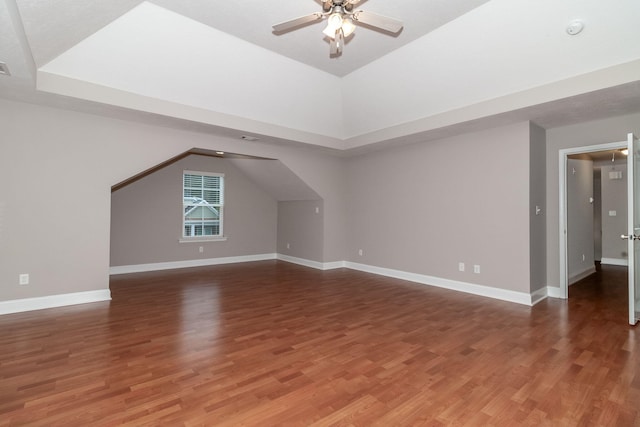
xmin=1 ymin=261 xmax=638 ymax=426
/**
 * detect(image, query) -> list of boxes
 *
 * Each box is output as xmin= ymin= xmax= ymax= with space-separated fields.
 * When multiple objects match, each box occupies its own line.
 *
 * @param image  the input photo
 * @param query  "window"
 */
xmin=183 ymin=171 xmax=224 ymax=238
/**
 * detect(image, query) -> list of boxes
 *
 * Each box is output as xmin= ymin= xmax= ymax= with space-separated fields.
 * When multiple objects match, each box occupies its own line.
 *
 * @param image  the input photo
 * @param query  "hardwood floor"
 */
xmin=1 ymin=261 xmax=638 ymax=426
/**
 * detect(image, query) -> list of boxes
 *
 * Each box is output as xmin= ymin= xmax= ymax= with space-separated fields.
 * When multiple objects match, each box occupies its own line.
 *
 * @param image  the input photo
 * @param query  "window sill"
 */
xmin=179 ymin=236 xmax=227 ymax=243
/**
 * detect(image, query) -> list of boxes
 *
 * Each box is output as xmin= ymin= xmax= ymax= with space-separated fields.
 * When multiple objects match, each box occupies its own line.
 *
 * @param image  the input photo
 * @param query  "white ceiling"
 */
xmin=15 ymin=0 xmax=493 ymax=77
xmin=2 ymin=0 xmax=640 ymax=153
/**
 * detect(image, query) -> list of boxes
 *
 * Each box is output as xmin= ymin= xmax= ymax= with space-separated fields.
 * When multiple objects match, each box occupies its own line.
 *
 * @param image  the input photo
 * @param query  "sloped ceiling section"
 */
xmin=13 ymin=0 xmax=640 ymax=151
xmin=228 ymin=159 xmax=321 ymax=202
xmin=343 ymin=0 xmax=640 ymax=144
xmin=37 ymin=2 xmax=345 ymax=148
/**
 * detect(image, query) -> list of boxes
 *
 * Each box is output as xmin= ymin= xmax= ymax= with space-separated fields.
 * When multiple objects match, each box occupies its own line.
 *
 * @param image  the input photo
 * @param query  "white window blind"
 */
xmin=183 ymin=171 xmax=224 ymax=238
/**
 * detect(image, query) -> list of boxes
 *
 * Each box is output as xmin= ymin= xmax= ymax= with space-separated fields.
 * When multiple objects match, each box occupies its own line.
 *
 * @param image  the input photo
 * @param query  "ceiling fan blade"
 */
xmin=329 ymin=29 xmax=344 ymax=56
xmin=273 ymin=13 xmax=323 ymax=33
xmin=330 ymin=37 xmax=339 ymax=55
xmin=336 ymin=30 xmax=344 ymax=55
xmin=352 ymin=10 xmax=403 ymax=33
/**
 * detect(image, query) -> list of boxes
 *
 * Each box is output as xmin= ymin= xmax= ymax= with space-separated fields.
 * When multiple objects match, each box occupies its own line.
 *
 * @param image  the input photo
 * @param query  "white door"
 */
xmin=624 ymin=133 xmax=640 ymax=325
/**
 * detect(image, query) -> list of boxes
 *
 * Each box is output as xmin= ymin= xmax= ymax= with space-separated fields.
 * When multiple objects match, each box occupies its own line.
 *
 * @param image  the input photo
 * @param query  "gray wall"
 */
xmin=566 ymin=158 xmax=595 ymax=282
xmin=529 ymin=123 xmax=547 ymax=293
xmin=346 ymin=122 xmax=532 ymax=293
xmin=4 ymin=94 xmax=640 ymax=305
xmin=600 ymin=163 xmax=628 ymax=263
xmin=0 ymin=98 xmax=347 ymax=302
xmin=545 ymin=111 xmax=640 ymax=289
xmin=593 ymin=169 xmax=602 ymax=261
xmin=277 ymin=200 xmax=324 ymax=262
xmin=110 ymin=155 xmax=277 ymax=266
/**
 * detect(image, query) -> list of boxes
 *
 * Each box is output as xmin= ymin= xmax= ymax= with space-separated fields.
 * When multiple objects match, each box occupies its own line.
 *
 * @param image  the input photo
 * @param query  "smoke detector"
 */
xmin=566 ymin=20 xmax=584 ymax=36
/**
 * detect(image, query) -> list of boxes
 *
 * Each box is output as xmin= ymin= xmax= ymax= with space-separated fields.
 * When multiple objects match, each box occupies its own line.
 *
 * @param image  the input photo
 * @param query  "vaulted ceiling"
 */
xmin=2 ymin=0 xmax=640 ymax=153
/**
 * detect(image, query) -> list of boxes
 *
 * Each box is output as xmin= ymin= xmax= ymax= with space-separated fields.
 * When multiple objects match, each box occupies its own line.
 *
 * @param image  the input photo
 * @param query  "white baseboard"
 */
xmin=0 ymin=290 xmax=111 ymax=315
xmin=530 ymin=287 xmax=548 ymax=306
xmin=277 ymin=254 xmax=345 ymax=270
xmin=547 ymin=286 xmax=565 ymax=299
xmin=600 ymin=257 xmax=628 ymax=266
xmin=0 ymin=256 xmax=557 ymax=315
xmin=344 ymin=261 xmax=538 ymax=306
xmin=569 ymin=265 xmax=596 ymax=285
xmin=109 ymin=253 xmax=277 ymax=275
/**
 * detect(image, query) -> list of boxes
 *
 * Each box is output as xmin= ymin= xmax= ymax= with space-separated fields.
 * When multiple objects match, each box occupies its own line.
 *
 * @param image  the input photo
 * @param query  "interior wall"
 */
xmin=0 ymin=100 xmax=181 ymax=301
xmin=599 ymin=163 xmax=628 ymax=263
xmin=0 ymin=98 xmax=348 ymax=303
xmin=5 ymin=95 xmax=640 ymax=306
xmin=277 ymin=200 xmax=324 ymax=262
xmin=545 ymin=111 xmax=640 ymax=289
xmin=566 ymin=158 xmax=595 ymax=283
xmin=266 ymin=146 xmax=347 ymax=264
xmin=593 ymin=169 xmax=602 ymax=261
xmin=529 ymin=123 xmax=547 ymax=293
xmin=110 ymin=155 xmax=277 ymax=267
xmin=346 ymin=121 xmax=532 ymax=293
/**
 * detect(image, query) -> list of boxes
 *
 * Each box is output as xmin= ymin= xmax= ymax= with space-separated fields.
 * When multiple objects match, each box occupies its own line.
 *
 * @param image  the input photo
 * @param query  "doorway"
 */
xmin=559 ymin=141 xmax=628 ymax=299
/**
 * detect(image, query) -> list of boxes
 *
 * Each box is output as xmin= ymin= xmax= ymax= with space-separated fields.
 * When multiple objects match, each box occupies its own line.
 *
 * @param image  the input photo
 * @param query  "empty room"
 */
xmin=1 ymin=0 xmax=640 ymax=425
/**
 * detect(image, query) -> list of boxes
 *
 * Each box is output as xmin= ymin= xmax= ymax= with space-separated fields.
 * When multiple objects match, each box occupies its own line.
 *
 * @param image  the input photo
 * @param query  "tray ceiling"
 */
xmin=2 ymin=0 xmax=640 ymax=152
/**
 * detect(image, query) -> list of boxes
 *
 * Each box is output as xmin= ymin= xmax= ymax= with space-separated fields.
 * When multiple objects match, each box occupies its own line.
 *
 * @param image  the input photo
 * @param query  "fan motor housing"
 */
xmin=324 ymin=0 xmax=354 ymax=12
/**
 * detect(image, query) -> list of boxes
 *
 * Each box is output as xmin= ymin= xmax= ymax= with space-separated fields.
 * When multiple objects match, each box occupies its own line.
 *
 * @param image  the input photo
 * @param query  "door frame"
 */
xmin=626 ymin=133 xmax=639 ymax=325
xmin=559 ymin=140 xmax=627 ymax=298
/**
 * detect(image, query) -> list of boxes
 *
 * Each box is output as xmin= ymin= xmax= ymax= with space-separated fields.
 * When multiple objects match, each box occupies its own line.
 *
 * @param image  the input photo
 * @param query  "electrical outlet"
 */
xmin=358 ymin=249 xmax=363 ymax=256
xmin=286 ymin=243 xmax=290 ymax=249
xmin=474 ymin=265 xmax=481 ymax=274
xmin=458 ymin=262 xmax=465 ymax=272
xmin=199 ymin=246 xmax=204 ymax=253
xmin=19 ymin=274 xmax=29 ymax=285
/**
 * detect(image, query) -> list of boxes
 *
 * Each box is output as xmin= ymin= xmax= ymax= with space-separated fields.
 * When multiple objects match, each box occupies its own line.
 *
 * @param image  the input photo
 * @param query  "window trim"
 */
xmin=179 ymin=236 xmax=227 ymax=243
xmin=182 ymin=170 xmax=225 ymax=241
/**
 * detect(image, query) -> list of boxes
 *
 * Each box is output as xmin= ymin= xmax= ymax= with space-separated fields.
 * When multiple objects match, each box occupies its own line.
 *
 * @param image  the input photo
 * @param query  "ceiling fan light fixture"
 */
xmin=272 ymin=0 xmax=403 ymax=58
xmin=322 ymin=24 xmax=336 ymax=39
xmin=323 ymin=10 xmax=344 ymax=38
xmin=341 ymin=17 xmax=356 ymax=37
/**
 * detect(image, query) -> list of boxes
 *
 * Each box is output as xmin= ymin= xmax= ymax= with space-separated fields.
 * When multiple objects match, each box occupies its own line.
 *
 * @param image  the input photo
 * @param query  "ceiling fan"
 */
xmin=272 ymin=0 xmax=403 ymax=56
